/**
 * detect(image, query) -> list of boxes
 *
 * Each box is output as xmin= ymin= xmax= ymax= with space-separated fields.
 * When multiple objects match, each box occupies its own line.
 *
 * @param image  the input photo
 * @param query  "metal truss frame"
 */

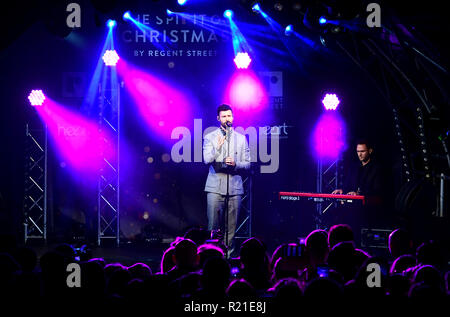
xmin=315 ymin=158 xmax=342 ymax=229
xmin=97 ymin=76 xmax=120 ymax=246
xmin=23 ymin=123 xmax=48 ymax=242
xmin=234 ymin=175 xmax=252 ymax=241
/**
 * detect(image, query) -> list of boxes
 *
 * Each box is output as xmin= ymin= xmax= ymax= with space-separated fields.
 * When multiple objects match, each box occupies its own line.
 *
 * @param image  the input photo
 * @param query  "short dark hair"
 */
xmin=217 ymin=104 xmax=232 ymax=116
xmin=328 ymin=224 xmax=354 ymax=249
xmin=356 ymin=139 xmax=372 ymax=150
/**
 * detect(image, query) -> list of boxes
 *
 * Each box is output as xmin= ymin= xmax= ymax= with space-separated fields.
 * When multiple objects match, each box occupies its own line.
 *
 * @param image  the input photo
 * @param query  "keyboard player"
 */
xmin=330 ymin=140 xmax=386 ymax=236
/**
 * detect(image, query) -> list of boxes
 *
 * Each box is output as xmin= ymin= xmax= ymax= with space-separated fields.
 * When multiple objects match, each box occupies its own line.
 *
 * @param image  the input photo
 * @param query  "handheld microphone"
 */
xmin=221 ymin=121 xmax=231 ymax=136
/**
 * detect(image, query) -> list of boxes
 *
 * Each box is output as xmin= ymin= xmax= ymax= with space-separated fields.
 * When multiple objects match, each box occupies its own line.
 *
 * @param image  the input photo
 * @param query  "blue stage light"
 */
xmin=252 ymin=3 xmax=261 ymax=12
xmin=223 ymin=10 xmax=234 ymax=19
xmin=285 ymin=24 xmax=293 ymax=36
xmin=123 ymin=11 xmax=131 ymax=20
xmin=166 ymin=9 xmax=174 ymax=16
xmin=107 ymin=19 xmax=116 ymax=28
xmin=178 ymin=0 xmax=187 ymax=5
xmin=319 ymin=16 xmax=327 ymax=24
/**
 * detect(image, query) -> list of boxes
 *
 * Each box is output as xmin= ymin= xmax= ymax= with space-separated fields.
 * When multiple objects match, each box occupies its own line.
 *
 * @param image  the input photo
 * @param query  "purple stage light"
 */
xmin=322 ymin=93 xmax=340 ymax=110
xmin=28 ymin=90 xmax=46 ymax=106
xmin=224 ymin=70 xmax=268 ymax=119
xmin=234 ymin=52 xmax=252 ymax=69
xmin=312 ymin=113 xmax=346 ymax=161
xmin=102 ymin=50 xmax=120 ymax=66
xmin=33 ymin=99 xmax=116 ymax=175
xmin=116 ymin=60 xmax=193 ymax=139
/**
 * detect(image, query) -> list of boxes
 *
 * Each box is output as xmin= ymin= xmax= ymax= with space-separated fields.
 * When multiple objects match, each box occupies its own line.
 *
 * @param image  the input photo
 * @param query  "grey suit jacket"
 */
xmin=203 ymin=127 xmax=250 ymax=195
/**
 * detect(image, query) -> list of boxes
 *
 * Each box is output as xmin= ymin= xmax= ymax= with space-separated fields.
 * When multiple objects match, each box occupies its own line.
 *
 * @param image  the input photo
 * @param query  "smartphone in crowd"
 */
xmin=316 ymin=265 xmax=330 ymax=278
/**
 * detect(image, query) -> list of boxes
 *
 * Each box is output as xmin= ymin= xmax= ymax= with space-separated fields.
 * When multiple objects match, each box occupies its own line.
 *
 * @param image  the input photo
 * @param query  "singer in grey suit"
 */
xmin=203 ymin=104 xmax=250 ymax=255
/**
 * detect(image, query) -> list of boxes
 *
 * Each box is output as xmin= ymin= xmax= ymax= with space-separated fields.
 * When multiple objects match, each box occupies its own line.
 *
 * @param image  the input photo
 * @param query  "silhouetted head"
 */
xmin=416 ymin=240 xmax=443 ymax=268
xmin=240 ymin=237 xmax=267 ymax=267
xmin=413 ymin=265 xmax=443 ymax=288
xmin=306 ymin=229 xmax=329 ymax=264
xmin=327 ymin=241 xmax=359 ymax=282
xmin=271 ymin=277 xmax=303 ymax=299
xmin=201 ymin=256 xmax=230 ymax=294
xmin=128 ymin=263 xmax=152 ymax=280
xmin=106 ymin=266 xmax=131 ymax=297
xmin=389 ymin=228 xmax=413 ymax=259
xmin=184 ymin=227 xmax=210 ymax=246
xmin=328 ymin=224 xmax=354 ymax=249
xmin=226 ymin=279 xmax=255 ymax=298
xmin=173 ymin=238 xmax=198 ymax=269
xmin=390 ymin=254 xmax=416 ymax=275
xmin=271 ymin=257 xmax=301 ymax=284
xmin=197 ymin=244 xmax=224 ymax=269
xmin=161 ymin=246 xmax=176 ymax=273
xmin=80 ymin=260 xmax=106 ymax=296
xmin=54 ymin=243 xmax=76 ymax=262
xmin=270 ymin=243 xmax=289 ymax=271
xmin=304 ymin=277 xmax=343 ymax=297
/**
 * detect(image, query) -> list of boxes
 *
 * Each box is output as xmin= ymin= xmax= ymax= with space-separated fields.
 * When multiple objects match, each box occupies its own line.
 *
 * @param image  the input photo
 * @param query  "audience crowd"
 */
xmin=0 ymin=224 xmax=448 ymax=309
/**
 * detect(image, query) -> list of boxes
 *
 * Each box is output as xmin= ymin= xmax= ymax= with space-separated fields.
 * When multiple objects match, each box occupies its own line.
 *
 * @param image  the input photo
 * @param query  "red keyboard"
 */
xmin=279 ymin=192 xmax=365 ymax=204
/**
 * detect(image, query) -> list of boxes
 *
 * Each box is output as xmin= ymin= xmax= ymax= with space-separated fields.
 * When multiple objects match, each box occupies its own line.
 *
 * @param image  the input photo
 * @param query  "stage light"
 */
xmin=107 ymin=19 xmax=116 ymax=28
xmin=322 ymin=93 xmax=340 ymax=110
xmin=312 ymin=113 xmax=346 ymax=160
xmin=33 ymin=99 xmax=116 ymax=174
xmin=274 ymin=3 xmax=283 ymax=11
xmin=252 ymin=3 xmax=261 ymax=12
xmin=28 ymin=90 xmax=46 ymax=106
xmin=117 ymin=60 xmax=192 ymax=139
xmin=285 ymin=24 xmax=293 ymax=36
xmin=224 ymin=70 xmax=268 ymax=113
xmin=102 ymin=50 xmax=120 ymax=66
xmin=234 ymin=52 xmax=252 ymax=69
xmin=224 ymin=10 xmax=234 ymax=19
xmin=319 ymin=16 xmax=327 ymax=24
xmin=166 ymin=9 xmax=174 ymax=15
xmin=178 ymin=0 xmax=187 ymax=5
xmin=123 ymin=11 xmax=131 ymax=20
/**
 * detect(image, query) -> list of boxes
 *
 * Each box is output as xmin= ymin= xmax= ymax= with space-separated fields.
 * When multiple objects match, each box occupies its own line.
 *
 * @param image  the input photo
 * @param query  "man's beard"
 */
xmin=221 ymin=122 xmax=232 ymax=128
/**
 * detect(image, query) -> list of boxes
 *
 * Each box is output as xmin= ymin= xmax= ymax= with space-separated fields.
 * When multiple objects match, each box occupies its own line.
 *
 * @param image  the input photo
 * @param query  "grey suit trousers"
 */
xmin=207 ymin=192 xmax=241 ymax=249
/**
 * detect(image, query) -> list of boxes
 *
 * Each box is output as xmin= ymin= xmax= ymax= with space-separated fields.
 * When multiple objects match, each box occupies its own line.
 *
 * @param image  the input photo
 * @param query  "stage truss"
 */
xmin=23 ymin=123 xmax=48 ymax=242
xmin=234 ymin=175 xmax=253 ymax=241
xmin=97 ymin=73 xmax=121 ymax=246
xmin=316 ymin=158 xmax=343 ymax=229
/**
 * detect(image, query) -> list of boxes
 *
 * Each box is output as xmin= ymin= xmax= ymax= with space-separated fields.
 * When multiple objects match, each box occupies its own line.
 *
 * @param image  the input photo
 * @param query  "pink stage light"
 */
xmin=322 ymin=93 xmax=340 ymax=110
xmin=312 ymin=113 xmax=346 ymax=161
xmin=224 ymin=70 xmax=268 ymax=111
xmin=28 ymin=90 xmax=46 ymax=106
xmin=102 ymin=50 xmax=120 ymax=66
xmin=234 ymin=52 xmax=252 ymax=69
xmin=223 ymin=70 xmax=268 ymax=126
xmin=34 ymin=99 xmax=116 ymax=176
xmin=116 ymin=60 xmax=193 ymax=139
